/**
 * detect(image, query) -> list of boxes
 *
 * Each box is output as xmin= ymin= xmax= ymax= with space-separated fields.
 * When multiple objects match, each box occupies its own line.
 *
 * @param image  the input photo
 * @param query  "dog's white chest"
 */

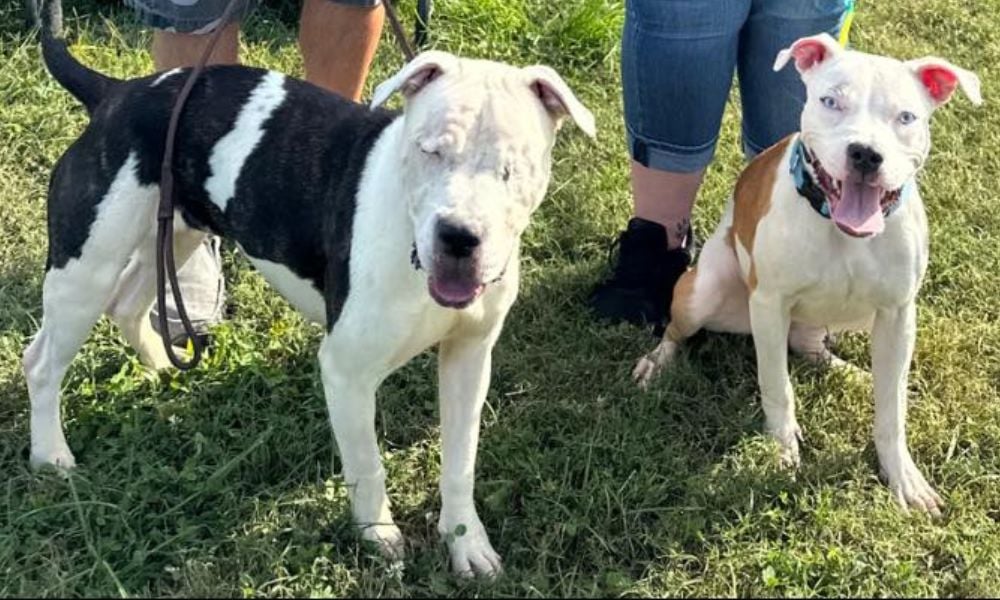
xmin=764 ymin=198 xmax=928 ymax=329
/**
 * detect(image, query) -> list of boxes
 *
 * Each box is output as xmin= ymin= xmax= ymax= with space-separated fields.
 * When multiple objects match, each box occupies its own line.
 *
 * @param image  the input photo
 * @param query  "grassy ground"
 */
xmin=1 ymin=0 xmax=999 ymax=596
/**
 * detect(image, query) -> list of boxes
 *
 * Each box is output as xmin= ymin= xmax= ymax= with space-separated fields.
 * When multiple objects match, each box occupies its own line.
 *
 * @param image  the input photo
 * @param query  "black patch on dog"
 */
xmin=45 ymin=65 xmax=397 ymax=331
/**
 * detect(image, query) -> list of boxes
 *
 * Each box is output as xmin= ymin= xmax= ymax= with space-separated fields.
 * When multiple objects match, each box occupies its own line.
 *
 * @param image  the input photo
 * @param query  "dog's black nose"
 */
xmin=437 ymin=220 xmax=480 ymax=258
xmin=847 ymin=143 xmax=883 ymax=175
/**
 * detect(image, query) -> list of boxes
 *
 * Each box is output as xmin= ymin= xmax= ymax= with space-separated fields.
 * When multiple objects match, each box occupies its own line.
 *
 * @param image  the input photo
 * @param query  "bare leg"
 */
xmin=299 ymin=0 xmax=384 ymax=100
xmin=152 ymin=23 xmax=240 ymax=70
xmin=631 ymin=161 xmax=704 ymax=249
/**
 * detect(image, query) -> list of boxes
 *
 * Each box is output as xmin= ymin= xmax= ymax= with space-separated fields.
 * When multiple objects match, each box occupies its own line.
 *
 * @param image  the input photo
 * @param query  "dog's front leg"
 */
xmin=318 ymin=334 xmax=404 ymax=560
xmin=749 ymin=292 xmax=802 ymax=467
xmin=437 ymin=333 xmax=502 ymax=577
xmin=872 ymin=301 xmax=943 ymax=515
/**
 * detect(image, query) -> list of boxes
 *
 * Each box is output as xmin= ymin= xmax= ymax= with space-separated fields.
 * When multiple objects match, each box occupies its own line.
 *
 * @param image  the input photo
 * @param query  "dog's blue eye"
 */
xmin=820 ymin=96 xmax=839 ymax=110
xmin=898 ymin=110 xmax=917 ymax=125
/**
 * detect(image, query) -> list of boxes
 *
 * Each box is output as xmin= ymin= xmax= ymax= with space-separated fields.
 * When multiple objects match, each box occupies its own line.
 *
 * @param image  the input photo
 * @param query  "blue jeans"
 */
xmin=623 ymin=0 xmax=847 ymax=172
xmin=126 ymin=0 xmax=382 ymax=34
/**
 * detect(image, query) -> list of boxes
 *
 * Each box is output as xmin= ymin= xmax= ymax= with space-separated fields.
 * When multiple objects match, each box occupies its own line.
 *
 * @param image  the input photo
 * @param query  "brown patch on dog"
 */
xmin=665 ymin=267 xmax=698 ymax=343
xmin=731 ymin=135 xmax=794 ymax=289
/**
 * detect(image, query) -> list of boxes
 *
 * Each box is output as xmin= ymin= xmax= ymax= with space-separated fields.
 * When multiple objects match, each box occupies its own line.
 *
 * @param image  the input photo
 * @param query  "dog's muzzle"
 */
xmin=410 ymin=241 xmax=511 ymax=309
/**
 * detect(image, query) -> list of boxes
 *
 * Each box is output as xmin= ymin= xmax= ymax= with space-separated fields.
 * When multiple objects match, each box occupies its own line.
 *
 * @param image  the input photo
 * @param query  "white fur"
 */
xmin=635 ymin=43 xmax=981 ymax=515
xmin=27 ymin=53 xmax=592 ymax=578
xmin=240 ymin=251 xmax=326 ymax=325
xmin=205 ymin=71 xmax=287 ymax=212
xmin=151 ymin=67 xmax=182 ymax=87
xmin=25 ymin=152 xmax=158 ymax=468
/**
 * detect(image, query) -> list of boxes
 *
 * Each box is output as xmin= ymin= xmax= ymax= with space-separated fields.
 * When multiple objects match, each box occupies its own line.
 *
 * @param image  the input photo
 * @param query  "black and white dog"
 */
xmin=24 ymin=1 xmax=594 ymax=576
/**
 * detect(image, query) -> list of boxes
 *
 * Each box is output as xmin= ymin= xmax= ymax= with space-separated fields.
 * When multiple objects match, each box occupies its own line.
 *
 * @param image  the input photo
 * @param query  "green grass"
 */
xmin=2 ymin=0 xmax=999 ymax=596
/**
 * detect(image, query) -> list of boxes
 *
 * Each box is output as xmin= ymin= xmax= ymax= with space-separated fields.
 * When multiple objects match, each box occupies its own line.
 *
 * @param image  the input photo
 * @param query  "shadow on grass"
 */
xmin=2 ymin=4 xmax=877 ymax=595
xmin=1 ymin=249 xmax=846 ymax=596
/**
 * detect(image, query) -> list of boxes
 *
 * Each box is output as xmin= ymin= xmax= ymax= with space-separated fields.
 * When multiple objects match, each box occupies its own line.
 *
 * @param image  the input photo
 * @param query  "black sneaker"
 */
xmin=588 ymin=217 xmax=693 ymax=330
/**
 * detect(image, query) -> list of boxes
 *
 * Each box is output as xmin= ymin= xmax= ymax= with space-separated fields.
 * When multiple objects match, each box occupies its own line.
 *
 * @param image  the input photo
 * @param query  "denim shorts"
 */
xmin=623 ymin=0 xmax=848 ymax=172
xmin=126 ymin=0 xmax=382 ymax=34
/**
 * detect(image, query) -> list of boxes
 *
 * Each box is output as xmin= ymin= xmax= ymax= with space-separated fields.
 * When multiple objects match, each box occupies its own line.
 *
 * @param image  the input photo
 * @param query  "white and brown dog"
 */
xmin=24 ymin=1 xmax=594 ymax=576
xmin=633 ymin=34 xmax=981 ymax=515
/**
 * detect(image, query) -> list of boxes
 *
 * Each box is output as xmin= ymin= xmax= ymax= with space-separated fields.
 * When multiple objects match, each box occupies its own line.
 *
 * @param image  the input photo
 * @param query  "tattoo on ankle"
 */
xmin=671 ymin=218 xmax=690 ymax=249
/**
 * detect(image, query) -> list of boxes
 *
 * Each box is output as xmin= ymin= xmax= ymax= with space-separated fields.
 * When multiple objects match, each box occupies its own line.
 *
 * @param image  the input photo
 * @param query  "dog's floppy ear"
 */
xmin=371 ymin=50 xmax=458 ymax=109
xmin=773 ymin=33 xmax=842 ymax=74
xmin=522 ymin=65 xmax=596 ymax=138
xmin=905 ymin=57 xmax=983 ymax=107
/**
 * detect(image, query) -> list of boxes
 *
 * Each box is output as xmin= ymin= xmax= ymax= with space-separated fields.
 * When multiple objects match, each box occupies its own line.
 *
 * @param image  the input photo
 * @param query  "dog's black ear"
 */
xmin=522 ymin=65 xmax=596 ymax=138
xmin=370 ymin=50 xmax=456 ymax=108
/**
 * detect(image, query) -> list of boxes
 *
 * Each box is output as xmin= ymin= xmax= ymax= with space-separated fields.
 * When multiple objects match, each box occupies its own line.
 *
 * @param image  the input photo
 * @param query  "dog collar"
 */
xmin=789 ymin=137 xmax=913 ymax=220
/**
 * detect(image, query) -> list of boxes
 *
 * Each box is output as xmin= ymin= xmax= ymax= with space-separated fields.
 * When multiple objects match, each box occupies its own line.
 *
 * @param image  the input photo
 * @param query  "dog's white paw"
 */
xmin=443 ymin=522 xmax=502 ymax=578
xmin=632 ymin=356 xmax=661 ymax=390
xmin=30 ymin=443 xmax=77 ymax=471
xmin=769 ymin=423 xmax=803 ymax=469
xmin=827 ymin=355 xmax=869 ymax=380
xmin=632 ymin=342 xmax=676 ymax=390
xmin=360 ymin=523 xmax=406 ymax=562
xmin=882 ymin=455 xmax=944 ymax=517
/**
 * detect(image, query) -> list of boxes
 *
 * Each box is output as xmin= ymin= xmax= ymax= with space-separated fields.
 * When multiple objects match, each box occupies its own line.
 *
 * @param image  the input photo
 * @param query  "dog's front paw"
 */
xmin=769 ymin=423 xmax=803 ymax=469
xmin=360 ymin=523 xmax=406 ymax=562
xmin=632 ymin=341 xmax=677 ymax=390
xmin=882 ymin=455 xmax=944 ymax=517
xmin=30 ymin=441 xmax=76 ymax=471
xmin=442 ymin=521 xmax=502 ymax=578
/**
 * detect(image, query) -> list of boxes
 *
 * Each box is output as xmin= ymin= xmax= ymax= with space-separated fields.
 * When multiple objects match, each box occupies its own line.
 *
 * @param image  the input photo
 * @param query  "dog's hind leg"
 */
xmin=789 ymin=323 xmax=862 ymax=375
xmin=24 ymin=153 xmax=156 ymax=469
xmin=107 ymin=218 xmax=207 ymax=370
xmin=633 ymin=223 xmax=749 ymax=389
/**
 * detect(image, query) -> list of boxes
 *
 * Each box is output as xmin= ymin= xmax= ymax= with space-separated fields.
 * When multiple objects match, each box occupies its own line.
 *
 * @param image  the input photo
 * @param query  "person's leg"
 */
xmin=152 ymin=23 xmax=240 ymax=70
xmin=738 ymin=0 xmax=846 ymax=158
xmin=127 ymin=0 xmax=254 ymax=69
xmin=299 ymin=0 xmax=384 ymax=100
xmin=590 ymin=0 xmax=750 ymax=328
xmin=632 ymin=165 xmax=703 ymax=250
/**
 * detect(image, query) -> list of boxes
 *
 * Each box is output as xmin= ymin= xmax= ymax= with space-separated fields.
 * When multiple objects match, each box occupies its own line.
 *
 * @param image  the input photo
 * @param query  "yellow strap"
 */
xmin=839 ymin=0 xmax=856 ymax=47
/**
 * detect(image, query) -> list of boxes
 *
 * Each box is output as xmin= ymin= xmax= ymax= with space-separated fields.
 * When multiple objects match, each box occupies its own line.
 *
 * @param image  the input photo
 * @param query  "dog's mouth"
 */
xmin=810 ymin=160 xmax=902 ymax=239
xmin=427 ymin=275 xmax=486 ymax=309
xmin=411 ymin=242 xmax=511 ymax=309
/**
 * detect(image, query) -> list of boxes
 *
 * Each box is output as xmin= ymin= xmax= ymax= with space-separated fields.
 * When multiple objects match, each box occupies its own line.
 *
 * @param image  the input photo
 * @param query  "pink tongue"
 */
xmin=831 ymin=180 xmax=885 ymax=237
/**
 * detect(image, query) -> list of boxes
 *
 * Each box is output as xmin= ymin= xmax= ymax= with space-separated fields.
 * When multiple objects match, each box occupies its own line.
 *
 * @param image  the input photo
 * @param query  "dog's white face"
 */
xmin=372 ymin=52 xmax=595 ymax=308
xmin=774 ymin=34 xmax=982 ymax=237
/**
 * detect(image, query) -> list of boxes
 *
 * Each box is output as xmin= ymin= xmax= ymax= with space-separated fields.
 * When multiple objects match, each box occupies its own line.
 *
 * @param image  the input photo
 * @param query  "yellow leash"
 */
xmin=839 ymin=0 xmax=856 ymax=47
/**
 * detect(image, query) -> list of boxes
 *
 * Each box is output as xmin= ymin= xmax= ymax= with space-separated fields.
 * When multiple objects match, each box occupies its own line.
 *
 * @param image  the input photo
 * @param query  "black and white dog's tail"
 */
xmin=26 ymin=0 xmax=119 ymax=114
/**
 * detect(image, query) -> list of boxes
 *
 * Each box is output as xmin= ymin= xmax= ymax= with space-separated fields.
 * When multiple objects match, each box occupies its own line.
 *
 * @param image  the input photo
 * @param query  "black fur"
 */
xmin=41 ymin=15 xmax=398 ymax=331
xmin=32 ymin=0 xmax=117 ymax=114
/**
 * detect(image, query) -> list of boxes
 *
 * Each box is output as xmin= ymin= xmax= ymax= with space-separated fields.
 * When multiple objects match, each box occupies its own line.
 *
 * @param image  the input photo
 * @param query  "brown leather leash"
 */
xmin=156 ymin=0 xmax=423 ymax=370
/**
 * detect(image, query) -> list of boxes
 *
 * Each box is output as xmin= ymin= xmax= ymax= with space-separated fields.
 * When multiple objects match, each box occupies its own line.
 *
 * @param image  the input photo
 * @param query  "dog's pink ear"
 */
xmin=773 ymin=33 xmax=842 ymax=74
xmin=371 ymin=51 xmax=457 ymax=108
xmin=521 ymin=65 xmax=596 ymax=137
xmin=906 ymin=57 xmax=983 ymax=107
